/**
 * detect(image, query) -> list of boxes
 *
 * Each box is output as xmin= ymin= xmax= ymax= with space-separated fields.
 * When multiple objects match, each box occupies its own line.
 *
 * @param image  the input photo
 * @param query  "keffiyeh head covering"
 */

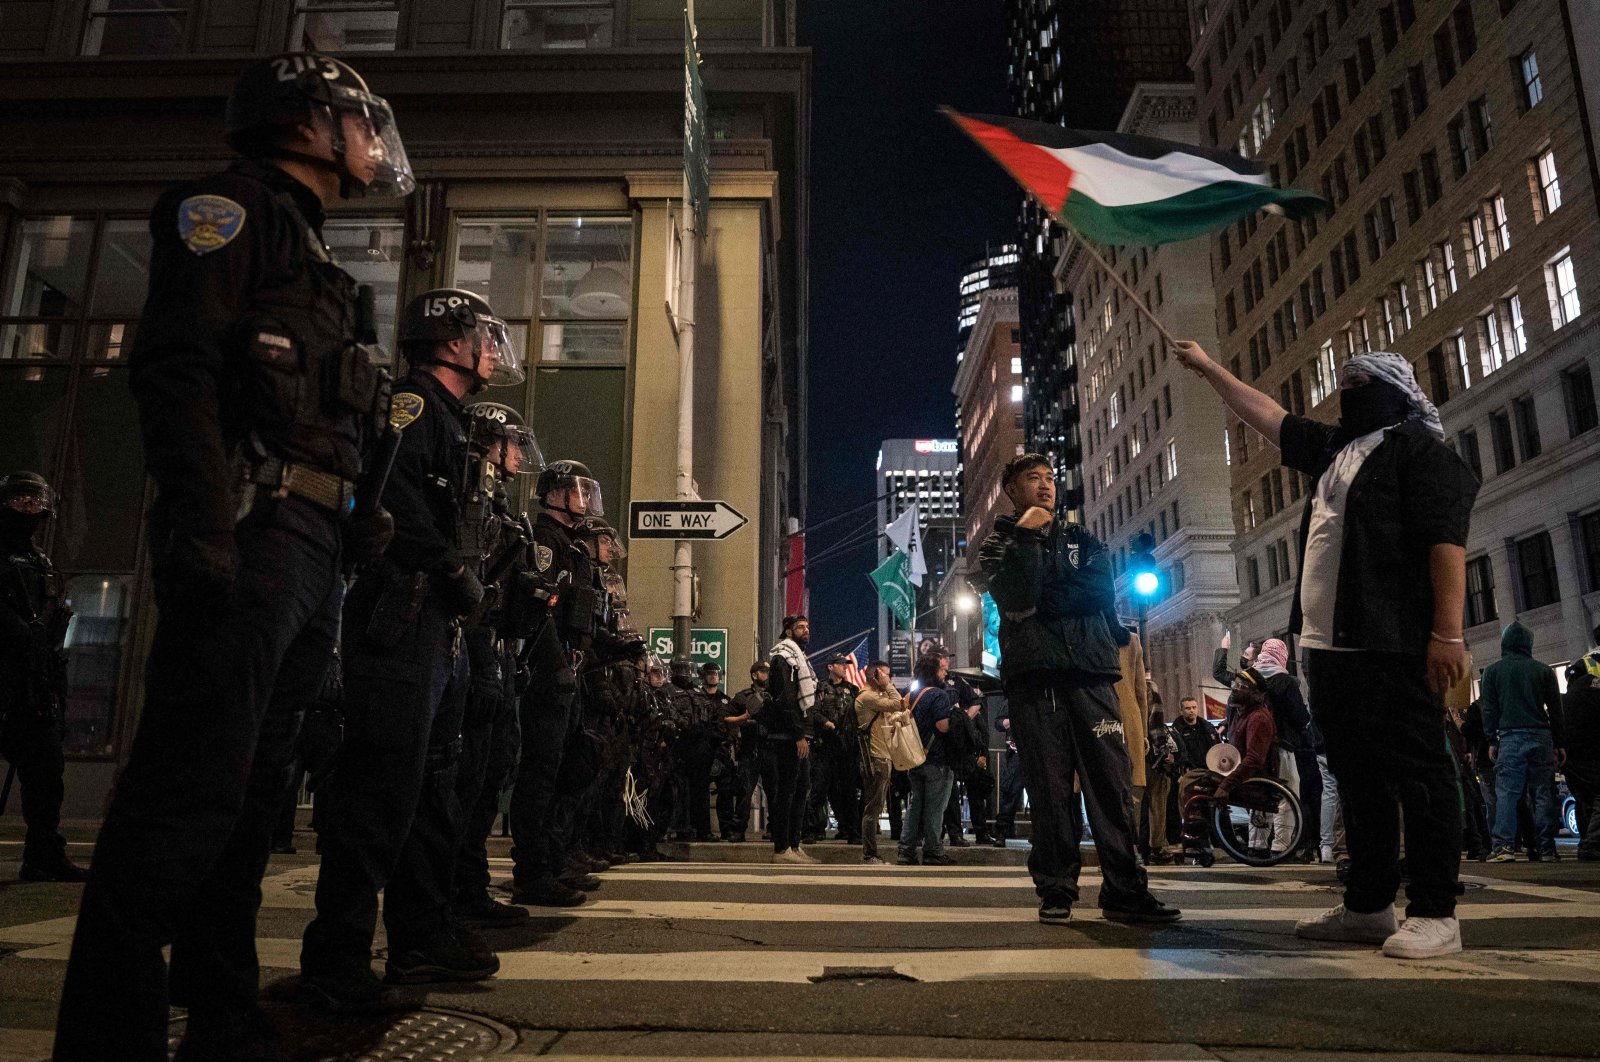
xmin=1254 ymin=638 xmax=1290 ymax=678
xmin=1339 ymin=351 xmax=1444 ymax=440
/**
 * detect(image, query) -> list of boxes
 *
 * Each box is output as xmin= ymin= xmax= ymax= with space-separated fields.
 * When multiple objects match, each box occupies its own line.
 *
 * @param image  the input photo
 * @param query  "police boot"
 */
xmin=297 ymin=963 xmax=395 ymax=1015
xmin=19 ymin=844 xmax=89 ymax=883
xmin=454 ymin=893 xmax=532 ymax=927
xmin=512 ymin=876 xmax=587 ymax=907
xmin=384 ymin=926 xmax=499 ymax=985
xmin=559 ymin=854 xmax=602 ymax=891
xmin=173 ymin=1005 xmax=289 ymax=1062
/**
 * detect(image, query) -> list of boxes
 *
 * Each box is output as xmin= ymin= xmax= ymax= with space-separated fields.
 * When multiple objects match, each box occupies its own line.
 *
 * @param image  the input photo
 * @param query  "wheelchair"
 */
xmin=1181 ymin=775 xmax=1305 ymax=868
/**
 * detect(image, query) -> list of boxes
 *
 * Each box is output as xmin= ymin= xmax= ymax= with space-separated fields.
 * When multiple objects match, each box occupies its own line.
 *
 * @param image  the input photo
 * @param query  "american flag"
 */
xmin=841 ymin=636 xmax=870 ymax=689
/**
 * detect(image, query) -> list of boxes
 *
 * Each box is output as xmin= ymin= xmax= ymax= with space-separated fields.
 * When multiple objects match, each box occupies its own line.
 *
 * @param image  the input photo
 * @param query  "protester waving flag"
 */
xmin=942 ymin=108 xmax=1328 ymax=246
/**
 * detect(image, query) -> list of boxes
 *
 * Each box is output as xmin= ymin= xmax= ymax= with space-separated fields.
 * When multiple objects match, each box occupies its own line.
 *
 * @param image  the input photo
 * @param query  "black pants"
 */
xmin=887 ymin=768 xmax=909 ymax=838
xmin=802 ymin=743 xmax=832 ymax=839
xmin=452 ymin=631 xmax=517 ymax=904
xmin=757 ymin=739 xmax=808 ymax=852
xmin=301 ymin=579 xmax=467 ymax=975
xmin=1293 ymin=747 xmax=1322 ymax=852
xmin=508 ymin=624 xmax=579 ymax=886
xmin=715 ymin=743 xmax=759 ymax=837
xmin=1306 ymin=649 xmax=1461 ymax=919
xmin=945 ymin=764 xmax=994 ymax=840
xmin=674 ymin=732 xmax=717 ymax=839
xmin=1006 ymin=674 xmax=1147 ymax=908
xmin=56 ymin=497 xmax=343 ymax=1061
xmin=0 ymin=703 xmax=67 ymax=864
xmin=995 ymin=748 xmax=1026 ymax=837
xmin=1567 ymin=765 xmax=1600 ymax=857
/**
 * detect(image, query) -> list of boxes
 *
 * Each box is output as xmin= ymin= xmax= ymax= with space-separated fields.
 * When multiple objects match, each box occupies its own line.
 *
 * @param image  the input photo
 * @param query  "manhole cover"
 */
xmin=170 ymin=1004 xmax=516 ymax=1060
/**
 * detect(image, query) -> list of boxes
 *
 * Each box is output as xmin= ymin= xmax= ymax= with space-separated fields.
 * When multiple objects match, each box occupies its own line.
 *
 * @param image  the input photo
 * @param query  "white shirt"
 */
xmin=1297 ymin=428 xmax=1387 ymax=651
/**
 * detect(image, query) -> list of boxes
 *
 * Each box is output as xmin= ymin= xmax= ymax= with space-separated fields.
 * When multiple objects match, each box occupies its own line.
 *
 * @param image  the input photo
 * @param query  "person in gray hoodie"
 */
xmin=1483 ymin=621 xmax=1566 ymax=861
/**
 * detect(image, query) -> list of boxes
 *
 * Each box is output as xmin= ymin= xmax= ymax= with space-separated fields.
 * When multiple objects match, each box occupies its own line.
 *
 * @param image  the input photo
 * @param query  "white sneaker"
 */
xmin=791 ymin=847 xmax=820 ymax=865
xmin=1320 ymin=845 xmax=1334 ymax=863
xmin=772 ymin=849 xmax=805 ymax=864
xmin=1294 ymin=903 xmax=1397 ymax=943
xmin=1382 ymin=916 xmax=1462 ymax=959
xmin=862 ymin=856 xmax=887 ymax=865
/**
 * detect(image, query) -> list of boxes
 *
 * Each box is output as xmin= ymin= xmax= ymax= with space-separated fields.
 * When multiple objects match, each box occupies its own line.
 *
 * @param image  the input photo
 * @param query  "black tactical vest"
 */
xmin=232 ymin=194 xmax=384 ymax=482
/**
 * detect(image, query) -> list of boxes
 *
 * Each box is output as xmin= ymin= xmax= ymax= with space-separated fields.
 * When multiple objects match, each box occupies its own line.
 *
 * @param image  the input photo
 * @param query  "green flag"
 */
xmin=870 ymin=551 xmax=915 ymax=629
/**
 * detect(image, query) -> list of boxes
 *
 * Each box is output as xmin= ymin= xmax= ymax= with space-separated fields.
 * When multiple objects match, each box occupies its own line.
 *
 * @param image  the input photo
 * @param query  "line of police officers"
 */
xmin=32 ymin=52 xmax=703 ymax=1062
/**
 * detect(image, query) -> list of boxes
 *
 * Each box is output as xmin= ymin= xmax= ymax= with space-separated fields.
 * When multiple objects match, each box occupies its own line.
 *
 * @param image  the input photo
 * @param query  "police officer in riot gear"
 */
xmin=0 ymin=473 xmax=85 ymax=884
xmin=55 ymin=54 xmax=412 ymax=1062
xmin=718 ymin=661 xmax=770 ymax=841
xmin=666 ymin=659 xmax=721 ymax=841
xmin=451 ymin=401 xmax=539 ymax=928
xmin=300 ymin=287 xmax=520 ymax=1009
xmin=508 ymin=458 xmax=609 ymax=906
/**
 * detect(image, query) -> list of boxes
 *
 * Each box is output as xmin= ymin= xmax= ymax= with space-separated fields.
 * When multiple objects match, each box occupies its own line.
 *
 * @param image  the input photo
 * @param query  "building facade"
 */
xmin=1059 ymin=84 xmax=1241 ymax=711
xmin=953 ymin=287 xmax=1024 ymax=553
xmin=0 ymin=0 xmax=809 ymax=813
xmin=875 ymin=437 xmax=960 ymax=673
xmin=1006 ymin=0 xmax=1193 ymax=525
xmin=1193 ymin=0 xmax=1600 ymax=673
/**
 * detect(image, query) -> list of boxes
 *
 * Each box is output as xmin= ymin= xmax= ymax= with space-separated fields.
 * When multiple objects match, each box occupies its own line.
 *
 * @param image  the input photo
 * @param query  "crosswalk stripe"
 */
xmin=576 ymin=871 xmax=1360 ymax=894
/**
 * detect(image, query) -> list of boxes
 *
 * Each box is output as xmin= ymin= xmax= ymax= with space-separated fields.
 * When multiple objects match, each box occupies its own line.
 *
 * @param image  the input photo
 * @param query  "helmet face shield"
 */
xmin=497 ymin=425 xmax=542 ymax=476
xmin=548 ymin=475 xmax=603 ymax=518
xmin=330 ymin=88 xmax=414 ymax=198
xmin=477 ymin=316 xmax=523 ymax=386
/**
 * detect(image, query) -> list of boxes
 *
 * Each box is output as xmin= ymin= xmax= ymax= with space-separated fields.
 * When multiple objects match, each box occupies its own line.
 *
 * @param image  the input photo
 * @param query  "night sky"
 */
xmin=798 ymin=0 xmax=1018 ymax=653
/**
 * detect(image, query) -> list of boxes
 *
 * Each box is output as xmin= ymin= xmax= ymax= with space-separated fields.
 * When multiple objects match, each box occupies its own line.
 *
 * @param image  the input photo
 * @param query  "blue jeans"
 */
xmin=899 ymin=763 xmax=954 ymax=862
xmin=1492 ymin=728 xmax=1560 ymax=852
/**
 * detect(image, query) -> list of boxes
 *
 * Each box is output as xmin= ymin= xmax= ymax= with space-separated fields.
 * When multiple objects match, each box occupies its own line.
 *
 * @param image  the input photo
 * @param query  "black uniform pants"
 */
xmin=508 ymin=623 xmax=579 ymax=885
xmin=452 ymin=631 xmax=517 ymax=904
xmin=1006 ymin=673 xmax=1148 ymax=908
xmin=301 ymin=583 xmax=467 ymax=975
xmin=716 ymin=743 xmax=760 ymax=837
xmin=828 ymin=743 xmax=862 ymax=840
xmin=946 ymin=764 xmax=994 ymax=839
xmin=0 ymin=704 xmax=67 ymax=863
xmin=56 ymin=498 xmax=342 ymax=1061
xmin=995 ymin=748 xmax=1026 ymax=837
xmin=1306 ymin=649 xmax=1462 ymax=919
xmin=674 ymin=731 xmax=717 ymax=839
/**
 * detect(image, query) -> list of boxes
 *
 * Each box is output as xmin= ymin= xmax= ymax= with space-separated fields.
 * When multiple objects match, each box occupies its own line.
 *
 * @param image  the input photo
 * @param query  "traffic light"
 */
xmin=1129 ymin=531 xmax=1160 ymax=598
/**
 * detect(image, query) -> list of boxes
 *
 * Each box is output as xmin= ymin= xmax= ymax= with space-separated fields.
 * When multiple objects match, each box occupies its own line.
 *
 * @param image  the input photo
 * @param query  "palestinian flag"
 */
xmin=944 ymin=109 xmax=1328 ymax=247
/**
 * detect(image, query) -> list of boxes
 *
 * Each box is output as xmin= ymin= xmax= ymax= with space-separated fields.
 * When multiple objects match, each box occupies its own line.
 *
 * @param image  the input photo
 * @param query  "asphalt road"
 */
xmin=2 ymin=827 xmax=1597 ymax=1060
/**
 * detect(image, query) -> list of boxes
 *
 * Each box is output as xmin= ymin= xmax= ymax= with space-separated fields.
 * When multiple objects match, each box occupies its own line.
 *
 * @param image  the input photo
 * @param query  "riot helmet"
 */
xmin=225 ymin=53 xmax=414 ymax=200
xmin=578 ymin=518 xmax=626 ymax=562
xmin=465 ymin=401 xmax=543 ymax=476
xmin=0 ymin=471 xmax=55 ymax=543
xmin=669 ymin=658 xmax=699 ymax=688
xmin=537 ymin=459 xmax=604 ymax=519
xmin=399 ymin=288 xmax=522 ymax=392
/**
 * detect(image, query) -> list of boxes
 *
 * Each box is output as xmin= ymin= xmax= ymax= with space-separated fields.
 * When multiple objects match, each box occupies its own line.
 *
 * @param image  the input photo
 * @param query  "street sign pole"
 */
xmin=674 ymin=0 xmax=708 ymax=669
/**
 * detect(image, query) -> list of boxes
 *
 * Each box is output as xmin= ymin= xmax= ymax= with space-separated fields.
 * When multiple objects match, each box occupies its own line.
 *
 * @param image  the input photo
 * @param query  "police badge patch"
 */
xmin=534 ymin=544 xmax=554 ymax=572
xmin=389 ymin=392 xmax=424 ymax=430
xmin=177 ymin=195 xmax=246 ymax=255
xmin=1067 ymin=543 xmax=1082 ymax=568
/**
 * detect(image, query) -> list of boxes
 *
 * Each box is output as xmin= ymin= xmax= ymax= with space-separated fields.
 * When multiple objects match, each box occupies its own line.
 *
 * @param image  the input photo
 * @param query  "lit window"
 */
xmin=1310 ymin=340 xmax=1338 ymax=405
xmin=1010 ymin=383 xmax=1023 ymax=402
xmin=1521 ymin=51 xmax=1543 ymax=108
xmin=1480 ymin=308 xmax=1506 ymax=375
xmin=1166 ymin=439 xmax=1178 ymax=479
xmin=1449 ymin=333 xmax=1472 ymax=390
xmin=1536 ymin=150 xmax=1563 ymax=216
xmin=292 ymin=0 xmax=400 ymax=51
xmin=1547 ymin=250 xmax=1581 ymax=329
xmin=1010 ymin=356 xmax=1023 ymax=374
xmin=1492 ymin=195 xmax=1512 ymax=253
xmin=1507 ymin=294 xmax=1527 ymax=356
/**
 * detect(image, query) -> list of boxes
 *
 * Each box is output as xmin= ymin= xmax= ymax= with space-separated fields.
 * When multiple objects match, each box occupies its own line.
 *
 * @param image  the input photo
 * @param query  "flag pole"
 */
xmin=1067 ymin=230 xmax=1179 ymax=349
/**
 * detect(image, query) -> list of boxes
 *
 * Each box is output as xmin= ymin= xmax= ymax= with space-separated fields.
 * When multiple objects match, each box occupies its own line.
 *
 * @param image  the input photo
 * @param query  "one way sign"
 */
xmin=629 ymin=499 xmax=748 ymax=540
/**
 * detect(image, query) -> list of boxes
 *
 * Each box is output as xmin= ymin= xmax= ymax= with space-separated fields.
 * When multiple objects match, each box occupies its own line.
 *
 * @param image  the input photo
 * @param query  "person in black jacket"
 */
xmin=1564 ymin=653 xmax=1600 ymax=860
xmin=303 ymin=286 xmax=518 ymax=1008
xmin=718 ymin=662 xmax=769 ymax=841
xmin=976 ymin=454 xmax=1179 ymax=926
xmin=56 ymin=55 xmax=412 ymax=1061
xmin=763 ymin=615 xmax=817 ymax=862
xmin=1175 ymin=340 xmax=1478 ymax=960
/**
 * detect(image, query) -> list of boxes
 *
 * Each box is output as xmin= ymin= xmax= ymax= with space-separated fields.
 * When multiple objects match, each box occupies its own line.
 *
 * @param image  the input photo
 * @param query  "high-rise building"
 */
xmin=876 ymin=438 xmax=962 ymax=673
xmin=954 ymin=288 xmax=1025 ymax=551
xmin=0 ymin=0 xmax=808 ymax=810
xmin=958 ymin=243 xmax=1020 ymax=360
xmin=1061 ymin=82 xmax=1241 ymax=711
xmin=1195 ymin=0 xmax=1600 ymax=667
xmin=1006 ymin=0 xmax=1193 ymax=523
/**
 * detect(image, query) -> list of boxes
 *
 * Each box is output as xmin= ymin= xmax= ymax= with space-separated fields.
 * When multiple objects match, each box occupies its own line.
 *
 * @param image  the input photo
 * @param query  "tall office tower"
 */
xmin=1006 ymin=0 xmax=1193 ymax=522
xmin=1065 ymin=81 xmax=1243 ymax=710
xmin=876 ymin=439 xmax=962 ymax=674
xmin=1198 ymin=0 xmax=1600 ymax=667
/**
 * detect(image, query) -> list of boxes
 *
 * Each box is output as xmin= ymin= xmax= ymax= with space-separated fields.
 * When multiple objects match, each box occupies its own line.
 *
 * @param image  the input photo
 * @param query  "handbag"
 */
xmin=887 ymin=690 xmax=930 ymax=772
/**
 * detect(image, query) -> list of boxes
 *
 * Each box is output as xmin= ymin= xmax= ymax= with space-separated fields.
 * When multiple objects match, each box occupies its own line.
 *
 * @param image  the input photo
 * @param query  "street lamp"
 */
xmin=955 ymin=593 xmax=978 ymax=613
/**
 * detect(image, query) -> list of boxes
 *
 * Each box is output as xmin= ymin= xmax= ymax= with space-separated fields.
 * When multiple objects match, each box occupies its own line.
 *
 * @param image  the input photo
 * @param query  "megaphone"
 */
xmin=1206 ymin=743 xmax=1242 ymax=775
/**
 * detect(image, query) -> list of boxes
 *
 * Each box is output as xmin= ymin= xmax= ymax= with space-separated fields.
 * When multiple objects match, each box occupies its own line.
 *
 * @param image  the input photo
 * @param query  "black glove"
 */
xmin=346 ymin=505 xmax=394 ymax=566
xmin=437 ymin=566 xmax=485 ymax=617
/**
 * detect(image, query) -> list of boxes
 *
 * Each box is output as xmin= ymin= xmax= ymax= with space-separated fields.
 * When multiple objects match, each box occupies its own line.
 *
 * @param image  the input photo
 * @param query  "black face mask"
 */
xmin=0 ymin=509 xmax=45 ymax=545
xmin=1338 ymin=380 xmax=1411 ymax=436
